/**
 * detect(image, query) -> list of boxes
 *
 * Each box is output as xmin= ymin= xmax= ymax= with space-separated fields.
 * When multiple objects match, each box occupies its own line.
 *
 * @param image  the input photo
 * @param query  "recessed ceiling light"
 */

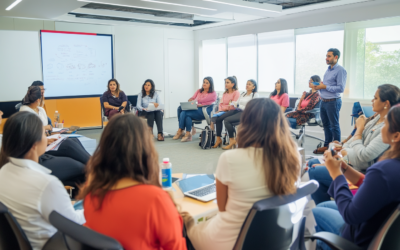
xmin=6 ymin=0 xmax=22 ymax=11
xmin=77 ymin=0 xmax=206 ymax=16
xmin=141 ymin=0 xmax=216 ymax=11
xmin=203 ymin=0 xmax=280 ymax=13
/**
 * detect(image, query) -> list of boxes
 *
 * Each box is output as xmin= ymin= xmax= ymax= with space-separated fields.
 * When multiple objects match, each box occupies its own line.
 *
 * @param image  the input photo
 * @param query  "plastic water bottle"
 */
xmin=161 ymin=158 xmax=172 ymax=189
xmin=54 ymin=111 xmax=60 ymax=125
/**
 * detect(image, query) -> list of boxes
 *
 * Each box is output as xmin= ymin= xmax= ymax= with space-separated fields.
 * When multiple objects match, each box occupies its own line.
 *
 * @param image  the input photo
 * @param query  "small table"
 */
xmin=171 ymin=173 xmax=218 ymax=224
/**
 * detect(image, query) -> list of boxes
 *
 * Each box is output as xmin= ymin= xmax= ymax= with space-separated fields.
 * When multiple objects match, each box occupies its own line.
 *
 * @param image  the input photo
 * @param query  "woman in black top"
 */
xmin=102 ymin=79 xmax=128 ymax=119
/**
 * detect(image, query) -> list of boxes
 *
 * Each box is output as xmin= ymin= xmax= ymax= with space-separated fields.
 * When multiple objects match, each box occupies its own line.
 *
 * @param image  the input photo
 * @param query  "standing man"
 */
xmin=313 ymin=48 xmax=347 ymax=154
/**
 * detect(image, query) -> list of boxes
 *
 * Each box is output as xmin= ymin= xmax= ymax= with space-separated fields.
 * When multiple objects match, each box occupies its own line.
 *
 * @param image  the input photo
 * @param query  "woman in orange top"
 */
xmin=78 ymin=114 xmax=186 ymax=250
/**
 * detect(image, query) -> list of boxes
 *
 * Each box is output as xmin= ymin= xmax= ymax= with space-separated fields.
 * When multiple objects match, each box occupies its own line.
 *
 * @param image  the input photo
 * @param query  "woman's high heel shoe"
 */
xmin=181 ymin=134 xmax=192 ymax=142
xmin=212 ymin=137 xmax=222 ymax=148
xmin=173 ymin=131 xmax=184 ymax=140
xmin=222 ymin=138 xmax=237 ymax=150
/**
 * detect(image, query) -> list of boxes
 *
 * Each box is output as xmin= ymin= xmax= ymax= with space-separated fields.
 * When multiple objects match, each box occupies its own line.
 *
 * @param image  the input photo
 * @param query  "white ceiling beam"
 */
xmin=70 ymin=7 xmax=194 ymax=24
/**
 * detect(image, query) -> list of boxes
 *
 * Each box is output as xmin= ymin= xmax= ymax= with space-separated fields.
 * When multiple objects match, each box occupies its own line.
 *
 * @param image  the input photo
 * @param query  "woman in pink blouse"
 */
xmin=270 ymin=78 xmax=290 ymax=112
xmin=173 ymin=77 xmax=217 ymax=142
xmin=212 ymin=76 xmax=240 ymax=149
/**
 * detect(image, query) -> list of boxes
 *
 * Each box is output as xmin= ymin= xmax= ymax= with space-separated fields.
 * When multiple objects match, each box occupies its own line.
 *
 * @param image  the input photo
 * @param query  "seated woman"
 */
xmin=184 ymin=98 xmax=301 ymax=250
xmin=210 ymin=76 xmax=239 ymax=131
xmin=270 ymin=78 xmax=290 ymax=112
xmin=173 ymin=77 xmax=217 ymax=142
xmin=0 ymin=112 xmax=85 ymax=250
xmin=102 ymin=79 xmax=127 ymax=119
xmin=286 ymin=75 xmax=321 ymax=129
xmin=307 ymin=84 xmax=400 ymax=204
xmin=312 ymin=103 xmax=400 ymax=250
xmin=213 ymin=79 xmax=258 ymax=150
xmin=176 ymin=77 xmax=217 ymax=136
xmin=19 ymin=86 xmax=88 ymax=188
xmin=79 ymin=114 xmax=186 ymax=250
xmin=137 ymin=79 xmax=164 ymax=141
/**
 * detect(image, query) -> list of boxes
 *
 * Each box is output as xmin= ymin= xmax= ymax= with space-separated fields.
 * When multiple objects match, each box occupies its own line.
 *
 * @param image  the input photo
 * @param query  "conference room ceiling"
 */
xmin=0 ymin=0 xmax=377 ymax=29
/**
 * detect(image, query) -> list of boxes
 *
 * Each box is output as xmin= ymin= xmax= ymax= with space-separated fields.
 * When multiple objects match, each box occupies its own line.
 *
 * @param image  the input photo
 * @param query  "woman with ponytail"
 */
xmin=211 ymin=76 xmax=240 ymax=148
xmin=20 ymin=86 xmax=52 ymax=131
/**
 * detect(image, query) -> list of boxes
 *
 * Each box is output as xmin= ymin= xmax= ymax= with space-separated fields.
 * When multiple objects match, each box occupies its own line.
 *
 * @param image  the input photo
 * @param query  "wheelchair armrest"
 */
xmin=305 ymin=108 xmax=320 ymax=114
xmin=309 ymin=232 xmax=362 ymax=250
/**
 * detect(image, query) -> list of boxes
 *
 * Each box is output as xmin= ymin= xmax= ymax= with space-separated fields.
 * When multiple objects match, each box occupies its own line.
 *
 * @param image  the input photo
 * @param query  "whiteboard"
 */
xmin=40 ymin=31 xmax=113 ymax=98
xmin=0 ymin=30 xmax=42 ymax=102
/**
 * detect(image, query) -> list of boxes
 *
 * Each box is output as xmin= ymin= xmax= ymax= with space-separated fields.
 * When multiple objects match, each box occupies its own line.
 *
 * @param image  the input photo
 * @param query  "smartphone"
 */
xmin=312 ymin=82 xmax=320 ymax=86
xmin=329 ymin=144 xmax=337 ymax=156
xmin=118 ymin=106 xmax=124 ymax=112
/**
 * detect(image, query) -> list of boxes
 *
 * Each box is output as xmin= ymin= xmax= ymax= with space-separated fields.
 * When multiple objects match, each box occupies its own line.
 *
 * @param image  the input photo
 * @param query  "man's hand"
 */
xmin=315 ymin=81 xmax=327 ymax=90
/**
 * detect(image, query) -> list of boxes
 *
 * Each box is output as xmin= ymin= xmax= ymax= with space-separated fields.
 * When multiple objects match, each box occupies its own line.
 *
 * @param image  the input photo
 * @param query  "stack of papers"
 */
xmin=46 ymin=137 xmax=67 ymax=152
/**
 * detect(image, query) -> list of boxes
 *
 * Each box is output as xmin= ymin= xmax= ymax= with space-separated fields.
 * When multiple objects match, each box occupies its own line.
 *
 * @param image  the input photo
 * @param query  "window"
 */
xmin=227 ymin=35 xmax=257 ymax=91
xmin=295 ymin=26 xmax=344 ymax=95
xmin=202 ymin=39 xmax=227 ymax=91
xmin=258 ymin=30 xmax=295 ymax=93
xmin=363 ymin=25 xmax=400 ymax=98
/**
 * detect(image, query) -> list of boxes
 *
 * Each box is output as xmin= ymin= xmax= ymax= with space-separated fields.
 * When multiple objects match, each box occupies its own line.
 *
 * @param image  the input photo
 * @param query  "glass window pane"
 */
xmin=295 ymin=30 xmax=344 ymax=95
xmin=258 ymin=30 xmax=295 ymax=93
xmin=202 ymin=39 xmax=227 ymax=91
xmin=227 ymin=35 xmax=257 ymax=91
xmin=364 ymin=25 xmax=400 ymax=98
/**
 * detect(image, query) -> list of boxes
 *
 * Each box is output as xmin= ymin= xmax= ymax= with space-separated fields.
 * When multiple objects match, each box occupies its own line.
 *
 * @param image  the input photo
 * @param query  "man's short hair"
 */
xmin=327 ymin=48 xmax=340 ymax=59
xmin=31 ymin=80 xmax=44 ymax=87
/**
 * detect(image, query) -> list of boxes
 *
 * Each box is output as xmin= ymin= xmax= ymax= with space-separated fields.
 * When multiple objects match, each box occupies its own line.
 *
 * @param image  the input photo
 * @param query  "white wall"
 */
xmin=0 ymin=21 xmax=194 ymax=117
xmin=193 ymin=0 xmax=400 ymax=139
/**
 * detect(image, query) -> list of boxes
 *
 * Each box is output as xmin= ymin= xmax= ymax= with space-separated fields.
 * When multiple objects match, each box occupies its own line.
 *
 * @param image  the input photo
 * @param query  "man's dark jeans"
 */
xmin=320 ymin=98 xmax=342 ymax=147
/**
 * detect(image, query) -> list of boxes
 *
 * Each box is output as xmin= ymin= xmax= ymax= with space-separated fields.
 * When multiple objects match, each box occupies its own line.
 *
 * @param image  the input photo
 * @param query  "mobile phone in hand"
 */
xmin=329 ymin=144 xmax=337 ymax=157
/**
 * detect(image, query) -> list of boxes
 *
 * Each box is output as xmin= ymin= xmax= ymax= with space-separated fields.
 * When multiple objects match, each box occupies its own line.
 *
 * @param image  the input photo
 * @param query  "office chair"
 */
xmin=192 ymin=94 xmax=220 ymax=132
xmin=288 ymin=99 xmax=324 ymax=148
xmin=232 ymin=180 xmax=319 ymax=250
xmin=0 ymin=201 xmax=33 ymax=250
xmin=42 ymin=211 xmax=123 ymax=250
xmin=309 ymin=204 xmax=400 ymax=250
xmin=285 ymin=97 xmax=301 ymax=113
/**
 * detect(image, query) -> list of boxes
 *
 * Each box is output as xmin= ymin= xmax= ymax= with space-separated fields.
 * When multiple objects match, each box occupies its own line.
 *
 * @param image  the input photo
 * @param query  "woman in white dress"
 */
xmin=184 ymin=98 xmax=301 ymax=250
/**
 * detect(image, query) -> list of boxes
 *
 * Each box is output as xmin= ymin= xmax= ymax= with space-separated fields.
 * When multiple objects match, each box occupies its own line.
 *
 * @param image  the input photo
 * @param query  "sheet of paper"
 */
xmin=146 ymin=103 xmax=164 ymax=111
xmin=47 ymin=134 xmax=62 ymax=139
xmin=52 ymin=128 xmax=64 ymax=132
xmin=46 ymin=137 xmax=67 ymax=152
xmin=61 ymin=134 xmax=82 ymax=138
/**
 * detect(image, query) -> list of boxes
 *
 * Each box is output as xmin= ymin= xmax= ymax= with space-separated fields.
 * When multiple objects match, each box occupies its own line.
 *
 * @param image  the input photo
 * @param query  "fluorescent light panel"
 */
xmin=141 ymin=0 xmax=216 ymax=11
xmin=77 ymin=0 xmax=206 ymax=16
xmin=203 ymin=0 xmax=280 ymax=13
xmin=5 ymin=0 xmax=22 ymax=11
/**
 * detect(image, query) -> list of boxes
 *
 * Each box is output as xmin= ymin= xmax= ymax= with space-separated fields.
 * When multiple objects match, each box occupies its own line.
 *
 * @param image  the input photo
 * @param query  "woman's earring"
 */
xmin=384 ymin=106 xmax=387 ymax=109
xmin=392 ymin=140 xmax=395 ymax=142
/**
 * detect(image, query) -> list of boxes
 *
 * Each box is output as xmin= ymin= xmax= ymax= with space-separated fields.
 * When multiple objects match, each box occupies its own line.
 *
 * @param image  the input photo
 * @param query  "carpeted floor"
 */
xmin=79 ymin=117 xmax=323 ymax=174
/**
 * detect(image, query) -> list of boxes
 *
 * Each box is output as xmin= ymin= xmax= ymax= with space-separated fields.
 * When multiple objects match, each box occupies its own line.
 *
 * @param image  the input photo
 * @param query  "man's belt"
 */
xmin=321 ymin=97 xmax=341 ymax=102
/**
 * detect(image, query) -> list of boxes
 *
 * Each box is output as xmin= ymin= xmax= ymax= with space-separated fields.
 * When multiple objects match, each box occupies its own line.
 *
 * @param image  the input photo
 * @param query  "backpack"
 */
xmin=199 ymin=126 xmax=215 ymax=149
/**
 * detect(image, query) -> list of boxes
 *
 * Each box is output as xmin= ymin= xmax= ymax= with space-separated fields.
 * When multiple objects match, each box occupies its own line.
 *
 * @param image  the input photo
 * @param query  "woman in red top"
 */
xmin=78 ymin=114 xmax=187 ymax=250
xmin=270 ymin=78 xmax=290 ymax=112
xmin=286 ymin=75 xmax=321 ymax=128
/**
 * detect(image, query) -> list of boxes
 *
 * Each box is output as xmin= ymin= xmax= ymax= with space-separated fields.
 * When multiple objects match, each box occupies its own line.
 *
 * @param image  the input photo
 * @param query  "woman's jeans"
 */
xmin=313 ymin=201 xmax=345 ymax=250
xmin=307 ymin=159 xmax=333 ymax=205
xmin=178 ymin=106 xmax=213 ymax=132
xmin=287 ymin=117 xmax=298 ymax=129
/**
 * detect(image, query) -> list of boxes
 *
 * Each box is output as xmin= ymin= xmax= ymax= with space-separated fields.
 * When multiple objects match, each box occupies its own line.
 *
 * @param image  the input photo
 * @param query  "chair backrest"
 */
xmin=289 ymin=97 xmax=298 ymax=109
xmin=313 ymin=100 xmax=323 ymax=126
xmin=0 ymin=202 xmax=32 ymax=250
xmin=15 ymin=103 xmax=22 ymax=111
xmin=99 ymin=96 xmax=106 ymax=115
xmin=127 ymin=95 xmax=138 ymax=107
xmin=368 ymin=204 xmax=400 ymax=250
xmin=45 ymin=211 xmax=123 ymax=250
xmin=233 ymin=180 xmax=319 ymax=250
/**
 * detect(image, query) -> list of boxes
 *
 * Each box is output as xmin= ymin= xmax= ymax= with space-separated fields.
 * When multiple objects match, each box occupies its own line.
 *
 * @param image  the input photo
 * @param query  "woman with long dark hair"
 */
xmin=17 ymin=86 xmax=89 ymax=190
xmin=270 ymin=78 xmax=290 ymax=112
xmin=312 ymin=103 xmax=400 ymax=250
xmin=102 ymin=79 xmax=128 ymax=119
xmin=173 ymin=77 xmax=217 ymax=142
xmin=79 ymin=114 xmax=186 ymax=250
xmin=210 ymin=76 xmax=240 ymax=147
xmin=137 ymin=79 xmax=164 ymax=141
xmin=0 ymin=112 xmax=85 ymax=250
xmin=213 ymin=79 xmax=258 ymax=150
xmin=307 ymin=84 xmax=400 ymax=205
xmin=286 ymin=75 xmax=321 ymax=128
xmin=185 ymin=98 xmax=300 ymax=250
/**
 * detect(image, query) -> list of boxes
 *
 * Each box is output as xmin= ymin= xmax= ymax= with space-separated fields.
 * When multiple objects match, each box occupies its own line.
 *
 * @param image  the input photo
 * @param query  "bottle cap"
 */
xmin=162 ymin=158 xmax=169 ymax=163
xmin=55 ymin=111 xmax=58 ymax=113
